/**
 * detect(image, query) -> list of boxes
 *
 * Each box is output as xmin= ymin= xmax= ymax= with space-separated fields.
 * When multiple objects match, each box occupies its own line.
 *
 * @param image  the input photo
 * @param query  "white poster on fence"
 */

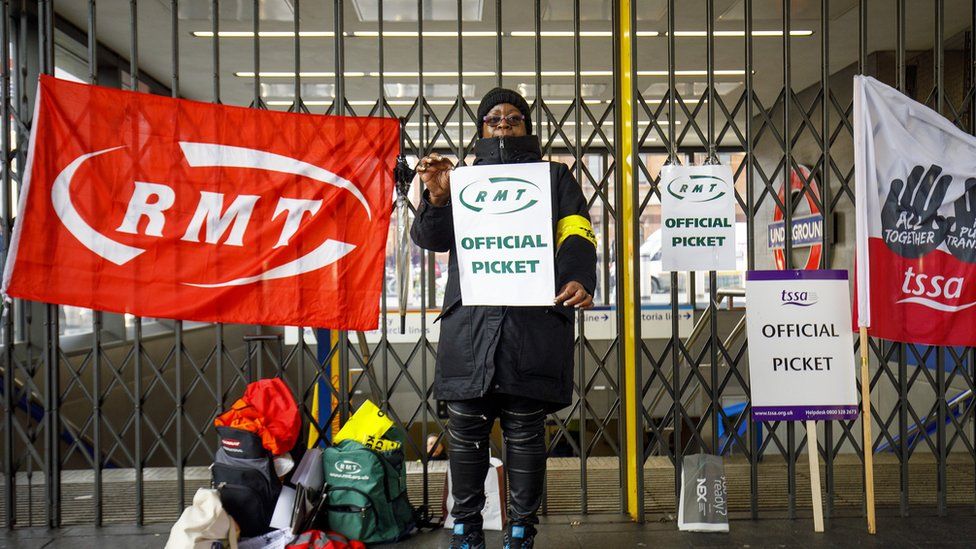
xmin=450 ymin=162 xmax=555 ymax=306
xmin=660 ymin=164 xmax=737 ymax=271
xmin=745 ymin=270 xmax=858 ymax=421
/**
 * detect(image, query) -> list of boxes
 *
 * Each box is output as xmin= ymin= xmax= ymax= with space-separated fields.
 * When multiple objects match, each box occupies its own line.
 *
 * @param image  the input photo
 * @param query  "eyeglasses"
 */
xmin=483 ymin=114 xmax=525 ymax=127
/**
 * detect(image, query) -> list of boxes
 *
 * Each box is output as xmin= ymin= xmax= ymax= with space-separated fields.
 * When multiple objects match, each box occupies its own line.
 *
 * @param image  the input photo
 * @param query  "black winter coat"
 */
xmin=410 ymin=135 xmax=597 ymax=410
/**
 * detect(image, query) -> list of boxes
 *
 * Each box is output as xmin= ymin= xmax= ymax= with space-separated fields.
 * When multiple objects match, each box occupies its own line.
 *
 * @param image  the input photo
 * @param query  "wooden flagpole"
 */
xmin=859 ymin=327 xmax=877 ymax=534
xmin=806 ymin=420 xmax=824 ymax=532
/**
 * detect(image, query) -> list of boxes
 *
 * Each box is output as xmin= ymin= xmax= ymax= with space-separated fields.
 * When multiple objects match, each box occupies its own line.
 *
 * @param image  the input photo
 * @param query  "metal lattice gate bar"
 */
xmin=626 ymin=0 xmax=976 ymax=524
xmin=0 ymin=0 xmax=974 ymax=531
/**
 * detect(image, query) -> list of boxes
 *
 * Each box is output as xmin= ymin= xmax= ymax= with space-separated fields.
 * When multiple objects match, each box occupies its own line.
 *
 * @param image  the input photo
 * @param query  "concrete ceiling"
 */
xmin=53 ymin=0 xmax=975 ymax=147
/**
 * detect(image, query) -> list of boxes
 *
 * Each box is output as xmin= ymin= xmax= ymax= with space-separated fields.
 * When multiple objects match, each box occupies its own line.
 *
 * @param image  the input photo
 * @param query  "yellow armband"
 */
xmin=556 ymin=214 xmax=597 ymax=249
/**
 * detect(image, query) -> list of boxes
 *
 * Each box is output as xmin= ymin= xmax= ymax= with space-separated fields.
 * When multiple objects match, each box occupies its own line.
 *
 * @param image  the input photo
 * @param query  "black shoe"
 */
xmin=503 ymin=523 xmax=536 ymax=549
xmin=450 ymin=523 xmax=486 ymax=549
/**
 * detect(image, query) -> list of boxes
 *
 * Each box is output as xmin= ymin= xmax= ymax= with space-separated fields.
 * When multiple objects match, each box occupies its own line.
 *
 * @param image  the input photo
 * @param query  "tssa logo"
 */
xmin=780 ymin=290 xmax=818 ymax=307
xmin=52 ymin=142 xmax=369 ymax=287
xmin=666 ymin=175 xmax=728 ymax=203
xmin=333 ymin=460 xmax=363 ymax=475
xmin=898 ymin=267 xmax=976 ymax=312
xmin=458 ymin=177 xmax=541 ymax=214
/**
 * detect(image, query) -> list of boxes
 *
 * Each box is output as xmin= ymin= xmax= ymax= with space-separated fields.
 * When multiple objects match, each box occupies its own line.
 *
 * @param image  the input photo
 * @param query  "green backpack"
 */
xmin=322 ymin=427 xmax=416 ymax=544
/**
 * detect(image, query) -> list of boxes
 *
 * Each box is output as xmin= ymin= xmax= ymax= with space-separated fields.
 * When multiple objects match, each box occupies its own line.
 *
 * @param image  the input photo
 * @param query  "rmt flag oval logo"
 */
xmin=2 ymin=76 xmax=398 ymax=330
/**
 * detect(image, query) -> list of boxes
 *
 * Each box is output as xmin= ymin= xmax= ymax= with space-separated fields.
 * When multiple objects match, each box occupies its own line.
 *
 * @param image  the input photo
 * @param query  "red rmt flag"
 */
xmin=2 ymin=76 xmax=398 ymax=330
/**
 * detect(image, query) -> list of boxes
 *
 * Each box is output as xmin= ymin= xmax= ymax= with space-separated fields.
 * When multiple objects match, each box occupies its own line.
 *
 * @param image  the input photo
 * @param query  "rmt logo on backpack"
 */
xmin=331 ymin=460 xmax=369 ymax=481
xmin=334 ymin=460 xmax=362 ymax=475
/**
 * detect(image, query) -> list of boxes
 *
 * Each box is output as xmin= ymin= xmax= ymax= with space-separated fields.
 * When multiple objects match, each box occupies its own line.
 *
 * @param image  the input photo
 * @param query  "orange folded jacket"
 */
xmin=214 ymin=378 xmax=300 ymax=456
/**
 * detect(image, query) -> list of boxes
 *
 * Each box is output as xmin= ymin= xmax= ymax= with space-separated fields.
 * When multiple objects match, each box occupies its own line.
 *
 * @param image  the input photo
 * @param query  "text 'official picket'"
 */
xmin=471 ymin=260 xmax=542 ymax=274
xmin=672 ymin=236 xmax=728 ymax=247
xmin=460 ymin=234 xmax=547 ymax=250
xmin=773 ymin=356 xmax=834 ymax=372
xmin=760 ymin=323 xmax=840 ymax=338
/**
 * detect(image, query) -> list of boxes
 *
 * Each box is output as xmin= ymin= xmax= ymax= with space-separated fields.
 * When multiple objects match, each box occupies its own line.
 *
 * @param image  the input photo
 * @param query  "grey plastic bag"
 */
xmin=677 ymin=453 xmax=729 ymax=532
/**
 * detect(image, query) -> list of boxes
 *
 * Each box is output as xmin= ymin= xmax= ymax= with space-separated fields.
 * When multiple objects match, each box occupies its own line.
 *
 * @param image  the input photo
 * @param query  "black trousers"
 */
xmin=447 ymin=394 xmax=547 ymax=528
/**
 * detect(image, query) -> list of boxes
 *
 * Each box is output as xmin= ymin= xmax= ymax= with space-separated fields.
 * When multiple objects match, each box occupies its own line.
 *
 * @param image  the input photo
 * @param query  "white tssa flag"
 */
xmin=450 ymin=162 xmax=555 ymax=306
xmin=854 ymin=75 xmax=976 ymax=347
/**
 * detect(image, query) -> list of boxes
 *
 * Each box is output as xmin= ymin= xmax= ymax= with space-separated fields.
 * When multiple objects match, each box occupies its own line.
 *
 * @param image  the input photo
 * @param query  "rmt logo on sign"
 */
xmin=666 ymin=174 xmax=728 ymax=203
xmin=458 ymin=176 xmax=541 ymax=214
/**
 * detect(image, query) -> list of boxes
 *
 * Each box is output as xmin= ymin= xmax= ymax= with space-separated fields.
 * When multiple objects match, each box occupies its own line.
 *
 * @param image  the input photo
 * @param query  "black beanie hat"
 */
xmin=476 ymin=87 xmax=533 ymax=135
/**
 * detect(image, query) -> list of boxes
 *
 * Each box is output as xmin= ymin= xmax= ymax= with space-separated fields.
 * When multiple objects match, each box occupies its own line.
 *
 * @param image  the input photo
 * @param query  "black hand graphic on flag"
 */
xmin=946 ymin=179 xmax=976 ymax=263
xmin=881 ymin=165 xmax=953 ymax=258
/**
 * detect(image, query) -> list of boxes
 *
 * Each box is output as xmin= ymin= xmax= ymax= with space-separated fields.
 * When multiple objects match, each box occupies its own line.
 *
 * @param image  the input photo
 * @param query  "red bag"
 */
xmin=214 ymin=378 xmax=300 ymax=455
xmin=287 ymin=530 xmax=366 ymax=549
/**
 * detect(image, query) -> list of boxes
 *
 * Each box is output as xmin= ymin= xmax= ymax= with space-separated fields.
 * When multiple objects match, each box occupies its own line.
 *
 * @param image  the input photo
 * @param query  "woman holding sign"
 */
xmin=412 ymin=88 xmax=597 ymax=549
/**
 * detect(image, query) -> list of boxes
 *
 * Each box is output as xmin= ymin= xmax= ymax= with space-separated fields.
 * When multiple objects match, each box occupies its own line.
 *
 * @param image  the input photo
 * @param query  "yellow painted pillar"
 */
xmin=306 ymin=330 xmax=343 ymax=449
xmin=616 ymin=0 xmax=640 ymax=521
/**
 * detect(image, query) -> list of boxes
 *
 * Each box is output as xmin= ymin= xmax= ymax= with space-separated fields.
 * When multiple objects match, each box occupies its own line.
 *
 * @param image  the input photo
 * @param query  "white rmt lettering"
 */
xmin=273 ymin=198 xmax=321 ymax=248
xmin=116 ymin=181 xmax=176 ymax=237
xmin=181 ymin=191 xmax=259 ymax=247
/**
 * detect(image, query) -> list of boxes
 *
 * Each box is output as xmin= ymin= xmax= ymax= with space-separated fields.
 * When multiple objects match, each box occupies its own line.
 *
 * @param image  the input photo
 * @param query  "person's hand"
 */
xmin=881 ymin=164 xmax=953 ymax=258
xmin=555 ymin=281 xmax=593 ymax=309
xmin=416 ymin=153 xmax=454 ymax=206
xmin=946 ymin=179 xmax=976 ymax=263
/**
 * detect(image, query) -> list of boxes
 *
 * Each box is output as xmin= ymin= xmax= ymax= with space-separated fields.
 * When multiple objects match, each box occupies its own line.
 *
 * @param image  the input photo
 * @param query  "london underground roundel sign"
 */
xmin=769 ymin=166 xmax=824 ymax=270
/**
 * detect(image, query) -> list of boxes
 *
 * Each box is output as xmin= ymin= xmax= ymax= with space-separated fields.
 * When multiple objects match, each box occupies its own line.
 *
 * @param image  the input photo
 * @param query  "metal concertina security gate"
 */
xmin=1 ymin=0 xmax=975 ymax=530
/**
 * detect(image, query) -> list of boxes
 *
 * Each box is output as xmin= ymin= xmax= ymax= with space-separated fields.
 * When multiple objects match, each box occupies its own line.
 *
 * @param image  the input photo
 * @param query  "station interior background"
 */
xmin=3 ymin=0 xmax=976 ymax=528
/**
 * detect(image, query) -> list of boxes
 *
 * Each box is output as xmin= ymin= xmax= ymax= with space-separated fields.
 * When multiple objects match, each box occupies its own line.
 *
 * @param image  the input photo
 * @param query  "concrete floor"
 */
xmin=2 ymin=512 xmax=973 ymax=548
